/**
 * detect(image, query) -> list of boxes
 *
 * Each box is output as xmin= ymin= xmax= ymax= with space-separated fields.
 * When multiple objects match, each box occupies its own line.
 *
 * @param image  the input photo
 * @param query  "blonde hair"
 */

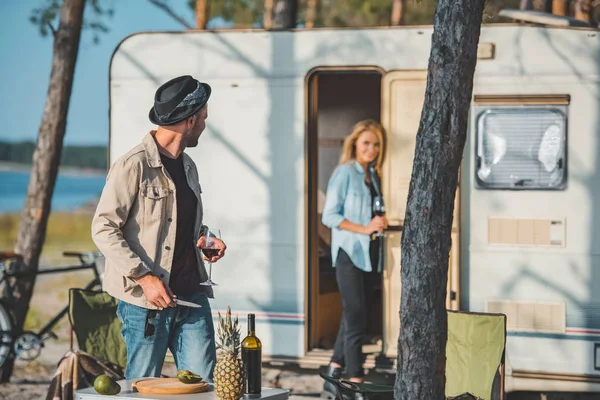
xmin=339 ymin=119 xmax=386 ymax=176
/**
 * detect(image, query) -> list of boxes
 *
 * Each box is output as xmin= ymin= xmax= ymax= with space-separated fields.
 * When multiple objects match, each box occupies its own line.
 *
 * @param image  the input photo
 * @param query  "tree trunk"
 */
xmin=2 ymin=0 xmax=86 ymax=383
xmin=196 ymin=0 xmax=209 ymax=29
xmin=533 ymin=0 xmax=552 ymax=12
xmin=264 ymin=0 xmax=274 ymax=29
xmin=520 ymin=0 xmax=534 ymax=10
xmin=272 ymin=0 xmax=297 ymax=29
xmin=574 ymin=0 xmax=590 ymax=21
xmin=305 ymin=0 xmax=318 ymax=28
xmin=394 ymin=0 xmax=484 ymax=397
xmin=552 ymin=0 xmax=566 ymax=15
xmin=391 ymin=0 xmax=404 ymax=26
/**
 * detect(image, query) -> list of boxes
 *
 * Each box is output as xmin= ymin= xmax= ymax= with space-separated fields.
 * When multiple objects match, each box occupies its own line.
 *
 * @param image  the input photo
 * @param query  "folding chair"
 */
xmin=320 ymin=311 xmax=506 ymax=400
xmin=320 ymin=373 xmax=394 ymax=400
xmin=445 ymin=311 xmax=507 ymax=400
xmin=68 ymin=288 xmax=127 ymax=372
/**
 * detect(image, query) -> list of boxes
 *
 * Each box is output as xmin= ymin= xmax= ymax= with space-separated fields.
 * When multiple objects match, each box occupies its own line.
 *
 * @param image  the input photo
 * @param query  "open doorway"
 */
xmin=306 ymin=68 xmax=384 ymax=356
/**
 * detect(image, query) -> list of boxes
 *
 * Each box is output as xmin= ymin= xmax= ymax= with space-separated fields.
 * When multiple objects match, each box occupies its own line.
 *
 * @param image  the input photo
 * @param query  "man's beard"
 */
xmin=186 ymin=135 xmax=199 ymax=147
xmin=185 ymin=128 xmax=202 ymax=148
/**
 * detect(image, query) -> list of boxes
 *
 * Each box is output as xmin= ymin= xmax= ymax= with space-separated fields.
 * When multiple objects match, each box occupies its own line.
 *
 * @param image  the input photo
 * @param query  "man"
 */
xmin=91 ymin=75 xmax=226 ymax=381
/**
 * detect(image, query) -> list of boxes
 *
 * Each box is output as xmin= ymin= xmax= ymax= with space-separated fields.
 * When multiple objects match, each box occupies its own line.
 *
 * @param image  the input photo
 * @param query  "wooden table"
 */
xmin=76 ymin=380 xmax=289 ymax=400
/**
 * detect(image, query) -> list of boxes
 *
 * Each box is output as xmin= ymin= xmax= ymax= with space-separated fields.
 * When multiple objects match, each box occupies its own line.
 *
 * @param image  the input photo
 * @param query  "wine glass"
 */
xmin=199 ymin=229 xmax=221 ymax=286
xmin=373 ymin=195 xmax=385 ymax=237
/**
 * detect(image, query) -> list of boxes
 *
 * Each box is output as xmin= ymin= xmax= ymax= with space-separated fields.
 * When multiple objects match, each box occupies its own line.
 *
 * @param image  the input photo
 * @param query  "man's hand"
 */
xmin=196 ymin=236 xmax=227 ymax=263
xmin=135 ymin=274 xmax=176 ymax=309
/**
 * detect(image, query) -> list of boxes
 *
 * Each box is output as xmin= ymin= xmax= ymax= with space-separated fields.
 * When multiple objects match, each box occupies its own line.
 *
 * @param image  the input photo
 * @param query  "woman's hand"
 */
xmin=364 ymin=216 xmax=388 ymax=235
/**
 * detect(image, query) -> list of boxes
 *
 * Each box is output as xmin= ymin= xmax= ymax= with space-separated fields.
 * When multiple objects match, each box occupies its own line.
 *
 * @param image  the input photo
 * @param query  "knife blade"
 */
xmin=174 ymin=298 xmax=202 ymax=308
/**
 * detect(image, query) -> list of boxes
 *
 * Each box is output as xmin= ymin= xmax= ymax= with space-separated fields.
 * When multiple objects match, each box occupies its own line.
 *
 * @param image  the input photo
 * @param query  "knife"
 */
xmin=174 ymin=298 xmax=202 ymax=308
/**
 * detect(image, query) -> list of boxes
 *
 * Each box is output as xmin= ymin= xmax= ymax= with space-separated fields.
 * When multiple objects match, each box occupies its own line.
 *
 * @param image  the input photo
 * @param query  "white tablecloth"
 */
xmin=76 ymin=380 xmax=289 ymax=400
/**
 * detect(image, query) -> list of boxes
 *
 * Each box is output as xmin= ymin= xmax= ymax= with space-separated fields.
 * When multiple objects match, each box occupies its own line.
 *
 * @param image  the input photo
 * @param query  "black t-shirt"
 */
xmin=160 ymin=154 xmax=201 ymax=295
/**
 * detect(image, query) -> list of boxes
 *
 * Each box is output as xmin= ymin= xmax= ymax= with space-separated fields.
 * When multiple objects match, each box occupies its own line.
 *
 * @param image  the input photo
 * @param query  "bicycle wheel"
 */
xmin=0 ymin=302 xmax=13 ymax=367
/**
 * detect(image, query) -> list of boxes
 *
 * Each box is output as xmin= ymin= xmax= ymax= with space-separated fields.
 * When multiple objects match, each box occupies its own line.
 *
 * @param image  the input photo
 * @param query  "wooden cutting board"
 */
xmin=132 ymin=378 xmax=210 ymax=394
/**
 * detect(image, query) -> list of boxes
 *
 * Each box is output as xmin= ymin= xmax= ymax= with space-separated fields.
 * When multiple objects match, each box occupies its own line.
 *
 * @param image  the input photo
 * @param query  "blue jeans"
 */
xmin=116 ymin=292 xmax=216 ymax=381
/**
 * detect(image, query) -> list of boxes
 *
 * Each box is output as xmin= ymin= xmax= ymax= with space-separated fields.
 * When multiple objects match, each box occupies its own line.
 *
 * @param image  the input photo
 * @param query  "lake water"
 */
xmin=0 ymin=170 xmax=107 ymax=214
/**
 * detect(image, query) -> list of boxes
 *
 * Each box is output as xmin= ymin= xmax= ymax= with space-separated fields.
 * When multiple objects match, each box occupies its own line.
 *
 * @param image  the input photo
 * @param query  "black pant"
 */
xmin=330 ymin=248 xmax=379 ymax=378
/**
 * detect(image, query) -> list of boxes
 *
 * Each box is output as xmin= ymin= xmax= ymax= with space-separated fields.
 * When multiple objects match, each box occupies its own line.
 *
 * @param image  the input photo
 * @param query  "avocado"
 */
xmin=177 ymin=369 xmax=203 ymax=384
xmin=94 ymin=375 xmax=121 ymax=395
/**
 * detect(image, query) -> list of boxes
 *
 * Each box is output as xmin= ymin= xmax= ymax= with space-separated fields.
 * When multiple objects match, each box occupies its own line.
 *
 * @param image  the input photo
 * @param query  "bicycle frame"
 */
xmin=0 ymin=252 xmax=103 ymax=339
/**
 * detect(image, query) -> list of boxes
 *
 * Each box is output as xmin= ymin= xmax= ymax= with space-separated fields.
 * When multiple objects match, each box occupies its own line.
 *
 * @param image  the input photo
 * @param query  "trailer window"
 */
xmin=474 ymin=106 xmax=567 ymax=190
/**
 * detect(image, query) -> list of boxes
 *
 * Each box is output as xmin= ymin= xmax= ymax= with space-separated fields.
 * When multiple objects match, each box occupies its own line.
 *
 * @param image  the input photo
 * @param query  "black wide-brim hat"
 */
xmin=149 ymin=75 xmax=211 ymax=126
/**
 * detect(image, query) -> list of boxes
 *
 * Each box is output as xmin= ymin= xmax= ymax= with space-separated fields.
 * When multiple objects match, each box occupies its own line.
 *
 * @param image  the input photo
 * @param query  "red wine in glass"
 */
xmin=199 ymin=228 xmax=220 ymax=286
xmin=202 ymin=248 xmax=220 ymax=258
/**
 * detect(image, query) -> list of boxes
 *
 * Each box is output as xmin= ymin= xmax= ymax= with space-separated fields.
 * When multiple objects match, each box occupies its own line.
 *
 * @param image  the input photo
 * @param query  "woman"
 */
xmin=321 ymin=119 xmax=388 ymax=398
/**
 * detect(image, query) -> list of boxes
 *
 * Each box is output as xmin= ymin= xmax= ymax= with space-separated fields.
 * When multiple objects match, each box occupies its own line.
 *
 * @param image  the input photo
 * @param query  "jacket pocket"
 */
xmin=140 ymin=184 xmax=171 ymax=221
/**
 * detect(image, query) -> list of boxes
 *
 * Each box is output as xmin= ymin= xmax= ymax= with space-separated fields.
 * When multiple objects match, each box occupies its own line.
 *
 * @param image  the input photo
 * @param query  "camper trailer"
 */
xmin=108 ymin=17 xmax=600 ymax=394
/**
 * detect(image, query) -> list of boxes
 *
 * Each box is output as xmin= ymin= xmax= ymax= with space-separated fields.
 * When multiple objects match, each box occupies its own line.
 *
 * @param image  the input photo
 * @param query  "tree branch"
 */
xmin=147 ymin=0 xmax=194 ymax=30
xmin=47 ymin=20 xmax=57 ymax=37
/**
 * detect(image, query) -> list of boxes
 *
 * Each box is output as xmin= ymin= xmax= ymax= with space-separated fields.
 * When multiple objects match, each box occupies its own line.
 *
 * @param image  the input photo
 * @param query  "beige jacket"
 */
xmin=91 ymin=132 xmax=212 ymax=309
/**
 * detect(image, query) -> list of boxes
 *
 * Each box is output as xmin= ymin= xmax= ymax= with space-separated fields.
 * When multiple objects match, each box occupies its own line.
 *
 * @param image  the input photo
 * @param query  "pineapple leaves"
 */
xmin=216 ymin=306 xmax=241 ymax=358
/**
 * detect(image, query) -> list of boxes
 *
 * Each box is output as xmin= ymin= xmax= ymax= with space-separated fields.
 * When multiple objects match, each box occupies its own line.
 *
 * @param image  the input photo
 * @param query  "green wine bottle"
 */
xmin=241 ymin=313 xmax=262 ymax=396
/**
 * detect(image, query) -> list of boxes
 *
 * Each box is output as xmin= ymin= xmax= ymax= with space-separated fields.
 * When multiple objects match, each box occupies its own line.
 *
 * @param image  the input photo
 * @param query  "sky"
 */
xmin=0 ymin=0 xmax=220 ymax=146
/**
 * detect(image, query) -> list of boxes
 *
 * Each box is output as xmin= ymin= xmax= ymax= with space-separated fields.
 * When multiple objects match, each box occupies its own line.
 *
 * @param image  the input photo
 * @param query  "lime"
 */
xmin=94 ymin=375 xmax=121 ymax=395
xmin=177 ymin=369 xmax=203 ymax=384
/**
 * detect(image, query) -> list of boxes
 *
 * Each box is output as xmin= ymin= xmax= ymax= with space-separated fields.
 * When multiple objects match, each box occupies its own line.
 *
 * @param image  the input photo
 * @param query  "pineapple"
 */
xmin=214 ymin=306 xmax=245 ymax=400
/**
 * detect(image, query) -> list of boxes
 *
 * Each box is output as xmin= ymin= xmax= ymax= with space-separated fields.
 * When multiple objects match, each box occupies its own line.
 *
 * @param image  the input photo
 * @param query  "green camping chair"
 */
xmin=68 ymin=288 xmax=127 ymax=372
xmin=320 ymin=311 xmax=506 ymax=400
xmin=445 ymin=311 xmax=507 ymax=400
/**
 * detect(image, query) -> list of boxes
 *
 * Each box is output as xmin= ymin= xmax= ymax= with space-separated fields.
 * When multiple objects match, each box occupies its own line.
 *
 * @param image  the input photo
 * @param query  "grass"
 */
xmin=0 ymin=212 xmax=97 ymax=265
xmin=23 ymin=308 xmax=42 ymax=332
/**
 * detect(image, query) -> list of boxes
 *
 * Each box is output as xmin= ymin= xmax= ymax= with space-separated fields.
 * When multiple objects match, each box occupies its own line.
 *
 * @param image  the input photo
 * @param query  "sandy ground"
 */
xmin=0 ymin=339 xmax=599 ymax=400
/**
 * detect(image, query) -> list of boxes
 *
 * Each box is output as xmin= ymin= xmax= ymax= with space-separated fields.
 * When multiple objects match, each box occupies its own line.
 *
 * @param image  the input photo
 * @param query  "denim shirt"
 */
xmin=321 ymin=160 xmax=374 ymax=272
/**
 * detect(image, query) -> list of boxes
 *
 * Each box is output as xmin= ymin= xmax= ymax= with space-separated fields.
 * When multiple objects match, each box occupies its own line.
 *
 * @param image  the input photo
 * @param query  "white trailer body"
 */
xmin=109 ymin=24 xmax=600 ymax=393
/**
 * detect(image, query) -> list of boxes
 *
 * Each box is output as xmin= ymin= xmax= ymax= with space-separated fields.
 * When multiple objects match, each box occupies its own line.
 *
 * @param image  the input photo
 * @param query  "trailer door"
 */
xmin=380 ymin=70 xmax=461 ymax=357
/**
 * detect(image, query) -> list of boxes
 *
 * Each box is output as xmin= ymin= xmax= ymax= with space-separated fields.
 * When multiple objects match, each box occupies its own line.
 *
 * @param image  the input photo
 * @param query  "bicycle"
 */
xmin=0 ymin=250 xmax=104 ymax=367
